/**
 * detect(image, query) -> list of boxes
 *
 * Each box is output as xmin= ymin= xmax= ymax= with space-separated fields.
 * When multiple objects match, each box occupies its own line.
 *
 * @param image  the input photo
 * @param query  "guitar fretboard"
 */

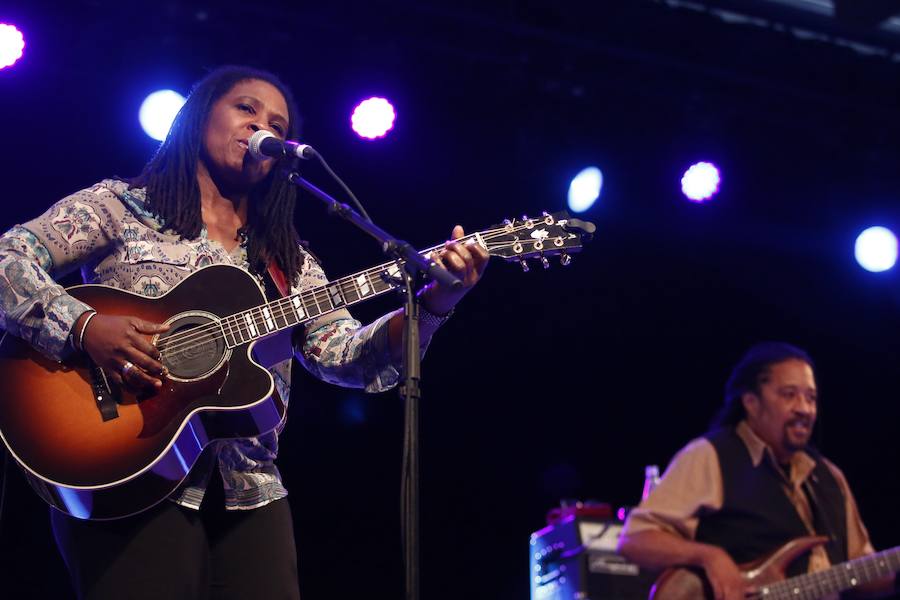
xmin=220 ymin=256 xmax=410 ymax=347
xmin=758 ymin=546 xmax=900 ymax=600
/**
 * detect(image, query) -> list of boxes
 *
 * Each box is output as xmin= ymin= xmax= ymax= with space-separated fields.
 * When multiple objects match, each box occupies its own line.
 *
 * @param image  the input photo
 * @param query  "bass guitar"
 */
xmin=0 ymin=212 xmax=593 ymax=520
xmin=650 ymin=536 xmax=900 ymax=600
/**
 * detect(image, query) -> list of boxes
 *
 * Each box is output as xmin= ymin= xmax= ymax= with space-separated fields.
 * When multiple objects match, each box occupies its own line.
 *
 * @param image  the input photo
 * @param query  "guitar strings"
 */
xmin=152 ymin=226 xmax=523 ymax=354
xmin=154 ymin=221 xmax=566 ymax=357
xmin=155 ymin=229 xmax=486 ymax=354
xmin=155 ymin=227 xmax=562 ymax=357
xmin=154 ymin=236 xmax=536 ymax=358
xmin=154 ymin=232 xmax=469 ymax=355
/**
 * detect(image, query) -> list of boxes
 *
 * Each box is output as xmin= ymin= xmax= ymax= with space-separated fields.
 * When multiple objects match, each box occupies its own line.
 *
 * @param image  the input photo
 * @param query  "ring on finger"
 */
xmin=121 ymin=361 xmax=135 ymax=377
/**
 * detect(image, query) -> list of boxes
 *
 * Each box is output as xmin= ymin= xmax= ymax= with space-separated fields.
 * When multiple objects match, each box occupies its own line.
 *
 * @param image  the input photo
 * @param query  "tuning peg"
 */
xmin=560 ymin=253 xmax=572 ymax=266
xmin=540 ymin=256 xmax=550 ymax=269
xmin=519 ymin=259 xmax=530 ymax=272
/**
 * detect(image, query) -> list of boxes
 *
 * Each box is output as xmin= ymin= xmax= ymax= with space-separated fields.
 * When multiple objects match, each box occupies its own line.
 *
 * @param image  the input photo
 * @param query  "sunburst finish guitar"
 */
xmin=0 ymin=212 xmax=594 ymax=520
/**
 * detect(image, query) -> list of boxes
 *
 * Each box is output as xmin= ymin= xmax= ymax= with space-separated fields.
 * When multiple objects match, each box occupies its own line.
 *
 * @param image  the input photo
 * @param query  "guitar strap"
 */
xmin=262 ymin=240 xmax=320 ymax=300
xmin=264 ymin=260 xmax=291 ymax=300
xmin=802 ymin=477 xmax=843 ymax=563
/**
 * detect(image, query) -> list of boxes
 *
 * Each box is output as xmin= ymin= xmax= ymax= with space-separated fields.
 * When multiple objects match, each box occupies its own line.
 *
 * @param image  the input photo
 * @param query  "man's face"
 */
xmin=743 ymin=358 xmax=818 ymax=463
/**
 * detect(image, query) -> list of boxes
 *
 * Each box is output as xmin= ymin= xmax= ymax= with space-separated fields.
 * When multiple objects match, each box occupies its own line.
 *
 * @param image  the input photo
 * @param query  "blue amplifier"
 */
xmin=530 ymin=514 xmax=655 ymax=600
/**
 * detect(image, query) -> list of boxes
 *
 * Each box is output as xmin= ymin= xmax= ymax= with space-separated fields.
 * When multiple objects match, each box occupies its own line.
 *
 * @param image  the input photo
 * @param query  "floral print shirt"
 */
xmin=0 ymin=179 xmax=403 ymax=510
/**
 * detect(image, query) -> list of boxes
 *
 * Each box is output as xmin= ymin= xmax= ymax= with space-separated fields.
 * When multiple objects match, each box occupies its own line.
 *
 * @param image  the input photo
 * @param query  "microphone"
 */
xmin=248 ymin=130 xmax=317 ymax=161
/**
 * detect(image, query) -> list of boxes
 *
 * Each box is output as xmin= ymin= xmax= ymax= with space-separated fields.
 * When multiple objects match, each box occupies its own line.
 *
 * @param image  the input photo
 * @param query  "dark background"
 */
xmin=1 ymin=1 xmax=899 ymax=598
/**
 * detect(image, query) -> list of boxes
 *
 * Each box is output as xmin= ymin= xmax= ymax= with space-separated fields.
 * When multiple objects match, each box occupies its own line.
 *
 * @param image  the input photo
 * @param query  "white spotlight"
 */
xmin=567 ymin=167 xmax=603 ymax=213
xmin=855 ymin=226 xmax=898 ymax=273
xmin=681 ymin=162 xmax=721 ymax=202
xmin=139 ymin=90 xmax=186 ymax=141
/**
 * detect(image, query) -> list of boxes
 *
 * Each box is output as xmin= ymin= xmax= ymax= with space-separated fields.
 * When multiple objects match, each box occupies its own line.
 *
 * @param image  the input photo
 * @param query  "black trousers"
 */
xmin=49 ymin=477 xmax=301 ymax=600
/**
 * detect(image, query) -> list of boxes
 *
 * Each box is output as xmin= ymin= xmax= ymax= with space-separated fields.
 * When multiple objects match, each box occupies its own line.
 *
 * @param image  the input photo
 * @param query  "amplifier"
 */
xmin=530 ymin=515 xmax=655 ymax=600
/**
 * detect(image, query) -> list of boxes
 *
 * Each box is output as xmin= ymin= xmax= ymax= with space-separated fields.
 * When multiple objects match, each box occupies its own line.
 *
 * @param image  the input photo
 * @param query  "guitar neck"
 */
xmin=762 ymin=546 xmax=900 ymax=600
xmin=191 ymin=210 xmax=591 ymax=348
xmin=217 ymin=237 xmax=476 ymax=347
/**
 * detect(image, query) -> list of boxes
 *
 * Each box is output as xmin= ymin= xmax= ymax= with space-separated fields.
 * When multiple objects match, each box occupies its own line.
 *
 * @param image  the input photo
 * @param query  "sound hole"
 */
xmin=158 ymin=313 xmax=227 ymax=380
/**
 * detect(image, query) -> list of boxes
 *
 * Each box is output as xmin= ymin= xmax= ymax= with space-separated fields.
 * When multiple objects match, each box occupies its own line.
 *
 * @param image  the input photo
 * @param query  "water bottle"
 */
xmin=641 ymin=464 xmax=660 ymax=501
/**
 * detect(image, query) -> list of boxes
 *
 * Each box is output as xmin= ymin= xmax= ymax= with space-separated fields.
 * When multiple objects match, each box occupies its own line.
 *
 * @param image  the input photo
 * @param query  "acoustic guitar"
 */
xmin=651 ymin=536 xmax=900 ymax=600
xmin=0 ymin=212 xmax=594 ymax=520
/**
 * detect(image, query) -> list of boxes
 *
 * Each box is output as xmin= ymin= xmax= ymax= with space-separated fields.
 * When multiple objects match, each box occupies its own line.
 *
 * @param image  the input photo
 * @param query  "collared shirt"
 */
xmin=0 ymin=179 xmax=413 ymax=511
xmin=623 ymin=421 xmax=875 ymax=575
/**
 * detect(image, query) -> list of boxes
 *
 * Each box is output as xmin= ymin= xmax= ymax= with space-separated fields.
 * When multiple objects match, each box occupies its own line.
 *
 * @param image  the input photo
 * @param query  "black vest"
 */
xmin=695 ymin=428 xmax=848 ymax=577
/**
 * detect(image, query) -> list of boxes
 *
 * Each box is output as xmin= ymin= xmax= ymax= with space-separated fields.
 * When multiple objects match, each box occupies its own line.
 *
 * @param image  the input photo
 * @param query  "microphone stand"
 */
xmin=284 ymin=169 xmax=461 ymax=600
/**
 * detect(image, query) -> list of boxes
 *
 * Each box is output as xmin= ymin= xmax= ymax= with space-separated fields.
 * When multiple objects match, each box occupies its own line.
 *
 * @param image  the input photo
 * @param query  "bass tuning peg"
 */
xmin=519 ymin=259 xmax=529 ymax=272
xmin=560 ymin=253 xmax=572 ymax=266
xmin=540 ymin=256 xmax=550 ymax=269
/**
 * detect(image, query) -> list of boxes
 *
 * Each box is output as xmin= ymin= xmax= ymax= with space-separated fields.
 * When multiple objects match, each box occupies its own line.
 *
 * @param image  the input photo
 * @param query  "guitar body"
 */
xmin=0 ymin=264 xmax=285 ymax=520
xmin=650 ymin=536 xmax=829 ymax=600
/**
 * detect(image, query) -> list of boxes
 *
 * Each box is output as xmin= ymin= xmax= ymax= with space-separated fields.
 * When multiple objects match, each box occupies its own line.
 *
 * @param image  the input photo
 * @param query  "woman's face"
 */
xmin=200 ymin=78 xmax=290 ymax=189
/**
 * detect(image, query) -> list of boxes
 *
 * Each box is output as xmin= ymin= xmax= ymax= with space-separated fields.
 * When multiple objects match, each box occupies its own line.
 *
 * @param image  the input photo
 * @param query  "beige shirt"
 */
xmin=623 ymin=421 xmax=875 ymax=574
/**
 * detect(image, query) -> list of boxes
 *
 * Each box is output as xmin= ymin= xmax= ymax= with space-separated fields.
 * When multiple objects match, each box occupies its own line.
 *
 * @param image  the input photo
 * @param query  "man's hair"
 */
xmin=711 ymin=341 xmax=815 ymax=429
xmin=130 ymin=65 xmax=305 ymax=284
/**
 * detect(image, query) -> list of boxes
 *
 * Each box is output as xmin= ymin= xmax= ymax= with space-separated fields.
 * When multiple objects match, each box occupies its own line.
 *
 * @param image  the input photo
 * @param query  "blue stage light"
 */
xmin=855 ymin=226 xmax=897 ymax=273
xmin=567 ymin=167 xmax=603 ymax=213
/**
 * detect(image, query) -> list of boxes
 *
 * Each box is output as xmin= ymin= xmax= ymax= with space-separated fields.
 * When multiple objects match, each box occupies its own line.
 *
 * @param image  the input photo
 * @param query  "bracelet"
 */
xmin=419 ymin=304 xmax=454 ymax=328
xmin=76 ymin=311 xmax=98 ymax=352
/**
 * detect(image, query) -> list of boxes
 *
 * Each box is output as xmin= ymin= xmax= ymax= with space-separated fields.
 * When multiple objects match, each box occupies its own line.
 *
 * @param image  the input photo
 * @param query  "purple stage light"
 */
xmin=350 ymin=97 xmax=396 ymax=140
xmin=0 ymin=24 xmax=26 ymax=70
xmin=681 ymin=161 xmax=721 ymax=203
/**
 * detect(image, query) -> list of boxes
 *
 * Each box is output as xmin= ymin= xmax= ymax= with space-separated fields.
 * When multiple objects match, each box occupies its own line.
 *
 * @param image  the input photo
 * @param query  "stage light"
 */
xmin=350 ymin=97 xmax=396 ymax=139
xmin=567 ymin=167 xmax=603 ymax=213
xmin=139 ymin=90 xmax=186 ymax=141
xmin=0 ymin=23 xmax=25 ymax=70
xmin=681 ymin=161 xmax=721 ymax=202
xmin=855 ymin=226 xmax=897 ymax=273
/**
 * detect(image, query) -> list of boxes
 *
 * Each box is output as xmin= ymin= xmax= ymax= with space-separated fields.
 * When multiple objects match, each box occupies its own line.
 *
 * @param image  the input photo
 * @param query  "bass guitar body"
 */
xmin=650 ymin=536 xmax=831 ymax=600
xmin=0 ymin=265 xmax=285 ymax=520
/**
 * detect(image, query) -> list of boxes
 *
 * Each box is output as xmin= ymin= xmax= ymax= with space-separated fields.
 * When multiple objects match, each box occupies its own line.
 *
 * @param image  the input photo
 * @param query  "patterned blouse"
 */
xmin=0 ymin=179 xmax=405 ymax=511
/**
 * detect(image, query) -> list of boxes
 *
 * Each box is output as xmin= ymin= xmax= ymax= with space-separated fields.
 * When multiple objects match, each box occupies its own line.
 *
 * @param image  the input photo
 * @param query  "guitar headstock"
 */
xmin=477 ymin=211 xmax=595 ymax=270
